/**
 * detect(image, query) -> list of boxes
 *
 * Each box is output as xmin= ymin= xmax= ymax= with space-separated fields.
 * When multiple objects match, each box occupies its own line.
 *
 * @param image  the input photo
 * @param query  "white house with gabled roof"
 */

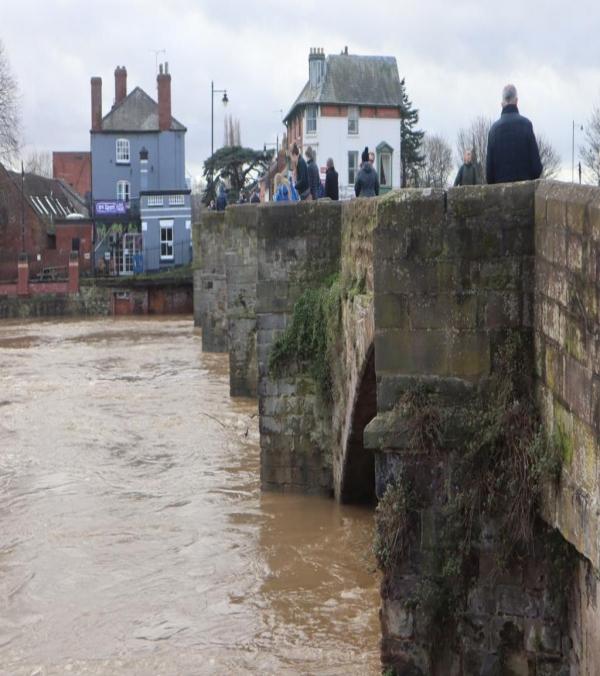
xmin=283 ymin=48 xmax=403 ymax=198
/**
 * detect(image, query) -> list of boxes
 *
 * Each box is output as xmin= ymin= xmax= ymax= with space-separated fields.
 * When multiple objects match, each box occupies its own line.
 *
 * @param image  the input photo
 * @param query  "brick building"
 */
xmin=0 ymin=162 xmax=92 ymax=281
xmin=52 ymin=151 xmax=91 ymax=199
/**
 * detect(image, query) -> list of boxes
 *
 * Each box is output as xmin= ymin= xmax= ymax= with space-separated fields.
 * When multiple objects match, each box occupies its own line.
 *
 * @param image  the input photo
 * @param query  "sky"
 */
xmin=2 ymin=0 xmax=600 ymax=182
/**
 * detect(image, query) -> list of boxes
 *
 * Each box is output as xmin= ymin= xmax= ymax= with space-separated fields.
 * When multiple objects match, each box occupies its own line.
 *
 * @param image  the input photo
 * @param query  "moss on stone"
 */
xmin=268 ymin=274 xmax=341 ymax=399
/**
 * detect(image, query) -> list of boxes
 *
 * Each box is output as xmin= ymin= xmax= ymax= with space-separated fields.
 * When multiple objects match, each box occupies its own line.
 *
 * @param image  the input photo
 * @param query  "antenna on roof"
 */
xmin=150 ymin=49 xmax=166 ymax=74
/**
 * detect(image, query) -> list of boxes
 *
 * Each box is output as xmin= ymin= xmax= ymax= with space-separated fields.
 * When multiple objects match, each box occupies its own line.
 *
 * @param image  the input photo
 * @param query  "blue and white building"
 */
xmin=90 ymin=64 xmax=191 ymax=273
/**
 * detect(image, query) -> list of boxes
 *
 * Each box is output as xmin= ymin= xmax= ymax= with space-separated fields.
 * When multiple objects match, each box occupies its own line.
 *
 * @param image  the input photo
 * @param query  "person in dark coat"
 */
xmin=486 ymin=84 xmax=543 ymax=184
xmin=291 ymin=143 xmax=310 ymax=200
xmin=216 ymin=184 xmax=228 ymax=211
xmin=454 ymin=150 xmax=479 ymax=186
xmin=354 ymin=147 xmax=379 ymax=197
xmin=306 ymin=146 xmax=321 ymax=200
xmin=325 ymin=158 xmax=339 ymax=200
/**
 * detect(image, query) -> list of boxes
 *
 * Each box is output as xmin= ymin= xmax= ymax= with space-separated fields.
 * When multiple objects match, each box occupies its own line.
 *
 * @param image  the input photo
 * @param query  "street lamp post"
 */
xmin=211 ymin=81 xmax=228 ymax=159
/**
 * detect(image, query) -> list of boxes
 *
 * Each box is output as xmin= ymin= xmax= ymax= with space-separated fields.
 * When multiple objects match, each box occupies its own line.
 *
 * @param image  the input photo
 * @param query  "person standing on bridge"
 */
xmin=291 ymin=143 xmax=310 ymax=200
xmin=454 ymin=149 xmax=479 ymax=186
xmin=355 ymin=147 xmax=380 ymax=197
xmin=486 ymin=84 xmax=543 ymax=184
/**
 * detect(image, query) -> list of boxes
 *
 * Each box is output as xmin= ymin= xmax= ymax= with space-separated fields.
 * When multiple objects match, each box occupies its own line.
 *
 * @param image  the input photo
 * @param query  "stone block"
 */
xmin=375 ymin=293 xmax=410 ymax=330
xmin=567 ymin=232 xmax=583 ymax=274
xmin=564 ymin=354 xmax=593 ymax=424
xmin=382 ymin=599 xmax=415 ymax=639
xmin=375 ymin=328 xmax=448 ymax=375
xmin=410 ymin=293 xmax=478 ymax=330
xmin=566 ymin=197 xmax=587 ymax=234
xmin=484 ymin=292 xmax=522 ymax=329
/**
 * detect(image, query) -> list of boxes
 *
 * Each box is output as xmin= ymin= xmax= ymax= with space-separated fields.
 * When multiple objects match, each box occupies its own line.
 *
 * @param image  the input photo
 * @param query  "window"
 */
xmin=116 ymin=180 xmax=130 ymax=202
xmin=147 ymin=195 xmax=164 ymax=207
xmin=116 ymin=138 xmax=130 ymax=163
xmin=160 ymin=220 xmax=174 ymax=260
xmin=306 ymin=105 xmax=317 ymax=134
xmin=348 ymin=106 xmax=359 ymax=135
xmin=348 ymin=151 xmax=359 ymax=184
xmin=168 ymin=194 xmax=185 ymax=206
xmin=379 ymin=153 xmax=392 ymax=187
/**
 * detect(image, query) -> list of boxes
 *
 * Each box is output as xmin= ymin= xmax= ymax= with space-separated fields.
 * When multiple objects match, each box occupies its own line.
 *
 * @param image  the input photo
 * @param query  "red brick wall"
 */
xmin=52 ymin=152 xmax=91 ymax=197
xmin=0 ymin=163 xmax=47 ymax=281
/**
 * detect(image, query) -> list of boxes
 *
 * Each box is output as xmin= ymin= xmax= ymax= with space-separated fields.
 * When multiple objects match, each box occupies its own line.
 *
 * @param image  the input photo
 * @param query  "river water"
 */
xmin=0 ymin=317 xmax=380 ymax=675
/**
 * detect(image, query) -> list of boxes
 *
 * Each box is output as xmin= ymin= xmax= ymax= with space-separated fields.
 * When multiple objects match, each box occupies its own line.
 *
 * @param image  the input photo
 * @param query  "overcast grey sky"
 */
xmin=2 ymin=0 xmax=599 ymax=181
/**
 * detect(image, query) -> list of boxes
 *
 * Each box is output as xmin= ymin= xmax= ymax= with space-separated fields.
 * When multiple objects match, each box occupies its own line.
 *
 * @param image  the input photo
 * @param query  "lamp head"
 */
xmin=222 ymin=91 xmax=229 ymax=106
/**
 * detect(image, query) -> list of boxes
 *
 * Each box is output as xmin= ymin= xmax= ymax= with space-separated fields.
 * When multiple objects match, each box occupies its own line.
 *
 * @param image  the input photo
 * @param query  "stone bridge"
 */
xmin=194 ymin=181 xmax=600 ymax=674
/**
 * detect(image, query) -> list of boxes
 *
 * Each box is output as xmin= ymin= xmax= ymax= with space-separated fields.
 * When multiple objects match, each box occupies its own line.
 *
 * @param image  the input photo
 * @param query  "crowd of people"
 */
xmin=209 ymin=83 xmax=543 ymax=210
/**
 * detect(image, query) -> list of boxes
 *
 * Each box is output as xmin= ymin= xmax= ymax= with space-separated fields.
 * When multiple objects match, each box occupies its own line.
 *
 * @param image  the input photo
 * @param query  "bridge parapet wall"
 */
xmin=195 ymin=211 xmax=228 ymax=352
xmin=224 ymin=205 xmax=259 ymax=397
xmin=257 ymin=201 xmax=342 ymax=494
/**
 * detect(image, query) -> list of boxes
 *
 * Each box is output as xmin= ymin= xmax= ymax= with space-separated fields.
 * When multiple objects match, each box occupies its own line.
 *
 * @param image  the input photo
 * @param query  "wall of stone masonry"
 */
xmin=364 ymin=183 xmax=579 ymax=675
xmin=257 ymin=201 xmax=341 ymax=494
xmin=195 ymin=211 xmax=228 ymax=352
xmin=534 ymin=182 xmax=600 ymax=570
xmin=224 ymin=205 xmax=259 ymax=397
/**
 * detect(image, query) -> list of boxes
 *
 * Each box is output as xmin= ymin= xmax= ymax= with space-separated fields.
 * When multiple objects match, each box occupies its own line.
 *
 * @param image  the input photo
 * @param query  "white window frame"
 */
xmin=116 ymin=180 xmax=130 ymax=202
xmin=160 ymin=219 xmax=174 ymax=261
xmin=306 ymin=105 xmax=317 ymax=135
xmin=348 ymin=151 xmax=359 ymax=184
xmin=147 ymin=195 xmax=164 ymax=207
xmin=168 ymin=194 xmax=185 ymax=206
xmin=348 ymin=106 xmax=359 ymax=135
xmin=116 ymin=138 xmax=130 ymax=164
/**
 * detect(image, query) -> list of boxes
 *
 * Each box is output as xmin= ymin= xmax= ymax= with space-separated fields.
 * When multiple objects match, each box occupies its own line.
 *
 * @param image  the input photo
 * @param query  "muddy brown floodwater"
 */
xmin=0 ymin=317 xmax=380 ymax=675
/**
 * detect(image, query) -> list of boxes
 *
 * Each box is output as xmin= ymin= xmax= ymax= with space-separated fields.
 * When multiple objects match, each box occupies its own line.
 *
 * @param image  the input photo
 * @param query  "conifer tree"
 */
xmin=399 ymin=78 xmax=424 ymax=187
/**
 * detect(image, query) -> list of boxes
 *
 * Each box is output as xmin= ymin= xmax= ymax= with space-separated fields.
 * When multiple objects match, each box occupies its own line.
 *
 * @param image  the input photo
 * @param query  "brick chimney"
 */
xmin=114 ymin=66 xmax=127 ymax=107
xmin=91 ymin=76 xmax=102 ymax=131
xmin=157 ymin=62 xmax=171 ymax=132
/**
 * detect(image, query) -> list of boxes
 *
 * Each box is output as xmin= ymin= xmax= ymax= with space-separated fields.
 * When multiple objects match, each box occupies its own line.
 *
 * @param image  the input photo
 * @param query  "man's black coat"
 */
xmin=486 ymin=104 xmax=543 ymax=184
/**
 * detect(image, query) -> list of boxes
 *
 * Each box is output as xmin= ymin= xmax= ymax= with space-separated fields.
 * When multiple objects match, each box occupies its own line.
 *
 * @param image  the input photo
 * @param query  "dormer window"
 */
xmin=116 ymin=138 xmax=130 ymax=163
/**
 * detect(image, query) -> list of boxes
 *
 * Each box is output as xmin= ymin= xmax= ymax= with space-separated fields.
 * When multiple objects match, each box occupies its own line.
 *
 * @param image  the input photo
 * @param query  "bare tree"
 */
xmin=456 ymin=116 xmax=492 ymax=184
xmin=420 ymin=133 xmax=453 ymax=188
xmin=24 ymin=149 xmax=52 ymax=177
xmin=0 ymin=40 xmax=20 ymax=163
xmin=537 ymin=134 xmax=561 ymax=179
xmin=223 ymin=114 xmax=241 ymax=147
xmin=580 ymin=105 xmax=600 ymax=185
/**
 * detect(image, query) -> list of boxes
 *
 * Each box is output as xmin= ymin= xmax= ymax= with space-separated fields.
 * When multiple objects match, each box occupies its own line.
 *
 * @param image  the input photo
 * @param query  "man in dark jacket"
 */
xmin=325 ymin=158 xmax=339 ymax=200
xmin=306 ymin=146 xmax=321 ymax=200
xmin=355 ymin=147 xmax=379 ymax=197
xmin=486 ymin=84 xmax=543 ymax=184
xmin=454 ymin=150 xmax=479 ymax=186
xmin=216 ymin=184 xmax=228 ymax=211
xmin=291 ymin=143 xmax=310 ymax=199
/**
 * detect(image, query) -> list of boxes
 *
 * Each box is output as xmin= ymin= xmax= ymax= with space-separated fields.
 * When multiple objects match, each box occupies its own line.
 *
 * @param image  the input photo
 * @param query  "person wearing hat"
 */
xmin=354 ymin=146 xmax=380 ymax=197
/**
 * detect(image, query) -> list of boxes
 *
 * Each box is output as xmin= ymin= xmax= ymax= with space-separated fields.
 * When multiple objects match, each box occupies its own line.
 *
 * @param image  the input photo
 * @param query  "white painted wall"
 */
xmin=302 ymin=111 xmax=402 ymax=198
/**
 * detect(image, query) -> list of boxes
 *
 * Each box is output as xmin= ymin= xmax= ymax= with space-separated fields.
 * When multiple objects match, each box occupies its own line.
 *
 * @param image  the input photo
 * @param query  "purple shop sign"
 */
xmin=95 ymin=200 xmax=127 ymax=216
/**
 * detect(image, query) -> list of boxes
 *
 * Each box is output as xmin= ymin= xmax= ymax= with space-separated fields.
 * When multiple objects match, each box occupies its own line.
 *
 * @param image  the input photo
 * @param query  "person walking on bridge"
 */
xmin=486 ymin=84 xmax=542 ymax=184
